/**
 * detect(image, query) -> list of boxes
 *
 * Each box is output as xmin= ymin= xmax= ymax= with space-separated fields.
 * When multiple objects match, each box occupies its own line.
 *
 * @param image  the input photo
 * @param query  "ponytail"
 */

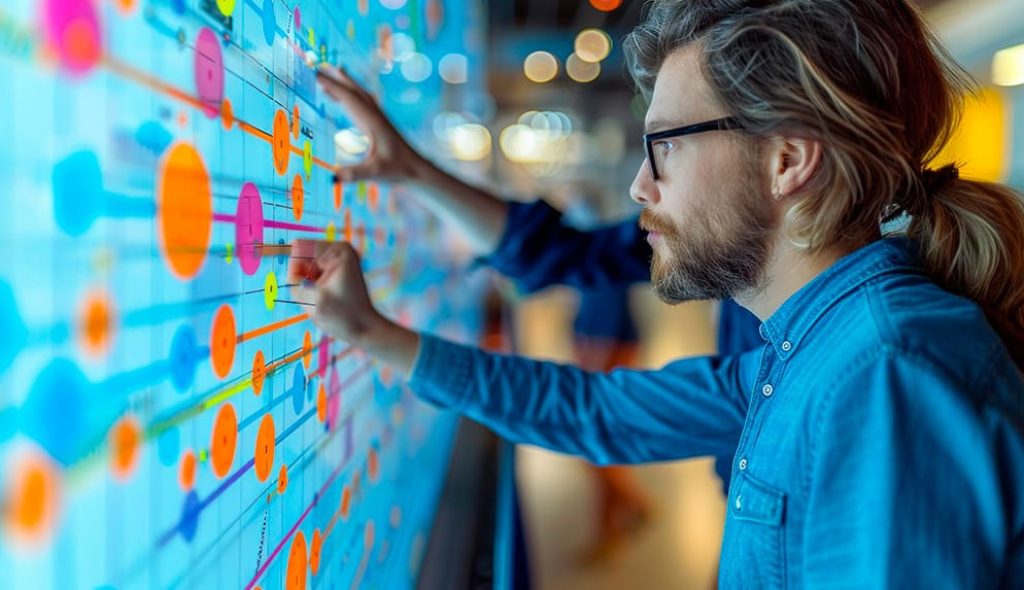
xmin=906 ymin=168 xmax=1024 ymax=371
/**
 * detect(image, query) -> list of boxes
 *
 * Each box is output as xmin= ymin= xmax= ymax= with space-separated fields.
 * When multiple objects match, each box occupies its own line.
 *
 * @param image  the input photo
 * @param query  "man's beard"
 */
xmin=639 ymin=184 xmax=775 ymax=305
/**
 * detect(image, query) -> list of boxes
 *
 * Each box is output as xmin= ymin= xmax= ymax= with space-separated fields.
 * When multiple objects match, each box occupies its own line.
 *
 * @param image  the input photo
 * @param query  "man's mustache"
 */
xmin=638 ymin=209 xmax=676 ymax=236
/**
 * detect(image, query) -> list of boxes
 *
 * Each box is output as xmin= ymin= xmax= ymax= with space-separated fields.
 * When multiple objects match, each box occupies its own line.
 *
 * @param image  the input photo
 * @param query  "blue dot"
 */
xmin=52 ymin=151 xmax=103 ymax=237
xmin=158 ymin=427 xmax=180 ymax=466
xmin=135 ymin=121 xmax=173 ymax=155
xmin=276 ymin=237 xmax=288 ymax=266
xmin=262 ymin=0 xmax=277 ymax=46
xmin=0 ymin=281 xmax=28 ymax=375
xmin=169 ymin=325 xmax=198 ymax=393
xmin=22 ymin=359 xmax=124 ymax=466
xmin=179 ymin=491 xmax=201 ymax=543
xmin=291 ymin=365 xmax=306 ymax=414
xmin=170 ymin=0 xmax=186 ymax=14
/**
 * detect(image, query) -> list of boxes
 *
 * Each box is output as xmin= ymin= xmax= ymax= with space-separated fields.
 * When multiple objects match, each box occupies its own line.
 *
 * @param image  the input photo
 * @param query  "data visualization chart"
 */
xmin=0 ymin=0 xmax=486 ymax=588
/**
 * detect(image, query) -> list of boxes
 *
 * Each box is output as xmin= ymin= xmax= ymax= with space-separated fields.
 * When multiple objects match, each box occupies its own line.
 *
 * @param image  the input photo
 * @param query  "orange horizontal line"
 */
xmin=238 ymin=120 xmax=274 ymax=143
xmin=238 ymin=313 xmax=308 ymax=344
xmin=102 ymin=54 xmax=333 ymax=172
xmin=265 ymin=347 xmax=309 ymax=373
xmin=103 ymin=55 xmax=207 ymax=113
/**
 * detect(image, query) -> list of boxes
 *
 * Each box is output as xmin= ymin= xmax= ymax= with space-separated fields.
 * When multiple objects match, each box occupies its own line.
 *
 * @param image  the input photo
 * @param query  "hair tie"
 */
xmin=922 ymin=164 xmax=960 ymax=195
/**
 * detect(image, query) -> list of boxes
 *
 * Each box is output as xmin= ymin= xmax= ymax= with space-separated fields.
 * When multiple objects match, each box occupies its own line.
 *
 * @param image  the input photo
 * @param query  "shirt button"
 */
xmin=735 ymin=496 xmax=743 ymax=511
xmin=738 ymin=458 xmax=748 ymax=471
xmin=762 ymin=384 xmax=774 ymax=397
xmin=781 ymin=341 xmax=792 ymax=352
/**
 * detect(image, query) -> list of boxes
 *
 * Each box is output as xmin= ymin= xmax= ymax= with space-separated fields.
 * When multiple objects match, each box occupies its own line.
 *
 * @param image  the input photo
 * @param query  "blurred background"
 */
xmin=427 ymin=0 xmax=1023 ymax=588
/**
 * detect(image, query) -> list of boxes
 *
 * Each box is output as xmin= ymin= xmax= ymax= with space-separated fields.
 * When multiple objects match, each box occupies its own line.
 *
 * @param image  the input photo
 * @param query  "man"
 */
xmin=316 ymin=30 xmax=764 ymax=496
xmin=298 ymin=0 xmax=1024 ymax=586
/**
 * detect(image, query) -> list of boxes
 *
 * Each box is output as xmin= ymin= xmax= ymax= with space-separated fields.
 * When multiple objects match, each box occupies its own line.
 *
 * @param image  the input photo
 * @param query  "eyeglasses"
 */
xmin=644 ymin=117 xmax=743 ymax=180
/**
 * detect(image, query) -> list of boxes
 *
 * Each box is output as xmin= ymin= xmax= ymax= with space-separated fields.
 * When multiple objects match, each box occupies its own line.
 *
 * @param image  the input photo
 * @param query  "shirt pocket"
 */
xmin=731 ymin=471 xmax=788 ymax=588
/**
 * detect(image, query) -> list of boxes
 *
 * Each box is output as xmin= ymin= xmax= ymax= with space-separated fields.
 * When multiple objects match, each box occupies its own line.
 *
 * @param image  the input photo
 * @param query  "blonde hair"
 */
xmin=626 ymin=0 xmax=1024 ymax=368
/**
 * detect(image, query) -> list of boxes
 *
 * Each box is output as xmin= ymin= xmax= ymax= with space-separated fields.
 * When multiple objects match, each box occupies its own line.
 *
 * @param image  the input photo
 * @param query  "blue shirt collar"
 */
xmin=759 ymin=238 xmax=921 ymax=359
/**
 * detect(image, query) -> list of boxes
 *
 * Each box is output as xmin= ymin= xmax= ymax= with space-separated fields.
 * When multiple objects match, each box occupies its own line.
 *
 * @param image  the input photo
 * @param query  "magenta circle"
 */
xmin=42 ymin=0 xmax=101 ymax=75
xmin=194 ymin=27 xmax=224 ymax=118
xmin=235 ymin=183 xmax=265 ymax=276
xmin=293 ymin=7 xmax=302 ymax=33
xmin=327 ymin=366 xmax=341 ymax=430
xmin=318 ymin=337 xmax=329 ymax=374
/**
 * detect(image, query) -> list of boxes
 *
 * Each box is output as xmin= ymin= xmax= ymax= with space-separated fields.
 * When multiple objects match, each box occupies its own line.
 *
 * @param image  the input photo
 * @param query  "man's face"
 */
xmin=630 ymin=46 xmax=777 ymax=304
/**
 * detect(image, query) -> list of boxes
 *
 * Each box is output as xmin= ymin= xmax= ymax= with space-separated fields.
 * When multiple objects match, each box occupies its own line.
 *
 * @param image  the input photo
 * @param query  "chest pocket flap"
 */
xmin=732 ymin=472 xmax=786 ymax=526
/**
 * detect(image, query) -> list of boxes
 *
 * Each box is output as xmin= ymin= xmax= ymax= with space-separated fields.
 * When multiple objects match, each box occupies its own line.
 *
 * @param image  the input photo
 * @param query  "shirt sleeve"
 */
xmin=409 ymin=333 xmax=756 ymax=465
xmin=802 ymin=348 xmax=1018 ymax=588
xmin=478 ymin=199 xmax=652 ymax=294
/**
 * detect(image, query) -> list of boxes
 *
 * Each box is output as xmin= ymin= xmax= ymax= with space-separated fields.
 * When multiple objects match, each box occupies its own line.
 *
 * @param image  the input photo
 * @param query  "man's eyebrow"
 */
xmin=644 ymin=118 xmax=682 ymax=135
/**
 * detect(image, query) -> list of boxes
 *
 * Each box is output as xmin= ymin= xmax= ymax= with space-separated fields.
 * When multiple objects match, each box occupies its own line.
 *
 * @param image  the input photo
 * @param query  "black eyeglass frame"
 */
xmin=643 ymin=117 xmax=744 ymax=180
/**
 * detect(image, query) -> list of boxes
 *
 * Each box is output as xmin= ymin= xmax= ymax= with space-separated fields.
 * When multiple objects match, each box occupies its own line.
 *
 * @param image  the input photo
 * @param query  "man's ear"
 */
xmin=766 ymin=136 xmax=822 ymax=199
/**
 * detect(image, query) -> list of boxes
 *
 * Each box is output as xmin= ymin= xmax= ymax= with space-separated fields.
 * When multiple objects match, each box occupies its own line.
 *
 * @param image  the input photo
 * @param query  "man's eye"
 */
xmin=654 ymin=140 xmax=676 ymax=153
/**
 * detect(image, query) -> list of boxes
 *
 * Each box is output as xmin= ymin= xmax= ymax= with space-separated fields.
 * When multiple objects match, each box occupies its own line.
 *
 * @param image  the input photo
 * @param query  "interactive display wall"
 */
xmin=0 ymin=0 xmax=486 ymax=588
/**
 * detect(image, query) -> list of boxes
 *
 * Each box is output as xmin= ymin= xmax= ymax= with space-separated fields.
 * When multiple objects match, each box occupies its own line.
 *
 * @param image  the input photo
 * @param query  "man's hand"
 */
xmin=288 ymin=239 xmax=420 ymax=374
xmin=315 ymin=64 xmax=425 ymax=184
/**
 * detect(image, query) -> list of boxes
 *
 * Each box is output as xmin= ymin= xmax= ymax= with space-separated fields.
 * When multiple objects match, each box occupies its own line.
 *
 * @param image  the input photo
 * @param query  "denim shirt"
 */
xmin=413 ymin=238 xmax=1024 ymax=588
xmin=480 ymin=199 xmax=763 ymax=488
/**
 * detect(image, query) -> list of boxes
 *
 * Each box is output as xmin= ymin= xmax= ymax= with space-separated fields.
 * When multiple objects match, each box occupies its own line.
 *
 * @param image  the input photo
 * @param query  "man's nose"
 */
xmin=629 ymin=161 xmax=659 ymax=206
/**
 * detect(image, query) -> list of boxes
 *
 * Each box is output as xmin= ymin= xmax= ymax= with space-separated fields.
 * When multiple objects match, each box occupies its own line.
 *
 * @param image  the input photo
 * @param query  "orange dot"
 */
xmin=339 ymin=485 xmax=351 ymax=521
xmin=333 ymin=178 xmax=342 ymax=210
xmin=210 ymin=403 xmax=238 ymax=478
xmin=252 ymin=350 xmax=267 ymax=395
xmin=110 ymin=415 xmax=141 ymax=482
xmin=286 ymin=530 xmax=308 ymax=590
xmin=210 ymin=304 xmax=237 ymax=379
xmin=221 ymin=98 xmax=235 ymax=130
xmin=272 ymin=109 xmax=291 ymax=175
xmin=292 ymin=175 xmax=305 ymax=221
xmin=157 ymin=142 xmax=213 ymax=279
xmin=254 ymin=414 xmax=276 ymax=483
xmin=316 ymin=383 xmax=327 ymax=423
xmin=589 ymin=0 xmax=622 ymax=11
xmin=179 ymin=449 xmax=197 ymax=491
xmin=3 ymin=451 xmax=61 ymax=545
xmin=278 ymin=464 xmax=289 ymax=495
xmin=292 ymin=105 xmax=301 ymax=140
xmin=367 ymin=448 xmax=379 ymax=482
xmin=79 ymin=290 xmax=115 ymax=357
xmin=114 ymin=0 xmax=137 ymax=14
xmin=177 ymin=111 xmax=189 ymax=128
xmin=302 ymin=331 xmax=313 ymax=370
xmin=344 ymin=210 xmax=353 ymax=243
xmin=367 ymin=183 xmax=379 ymax=211
xmin=310 ymin=528 xmax=323 ymax=575
xmin=64 ymin=18 xmax=101 ymax=71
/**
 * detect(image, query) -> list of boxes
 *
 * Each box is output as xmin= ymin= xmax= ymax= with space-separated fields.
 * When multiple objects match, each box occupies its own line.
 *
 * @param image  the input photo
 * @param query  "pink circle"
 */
xmin=194 ymin=28 xmax=224 ymax=118
xmin=293 ymin=7 xmax=302 ymax=33
xmin=318 ymin=337 xmax=329 ymax=374
xmin=42 ymin=0 xmax=101 ymax=75
xmin=235 ymin=183 xmax=265 ymax=276
xmin=326 ymin=366 xmax=341 ymax=430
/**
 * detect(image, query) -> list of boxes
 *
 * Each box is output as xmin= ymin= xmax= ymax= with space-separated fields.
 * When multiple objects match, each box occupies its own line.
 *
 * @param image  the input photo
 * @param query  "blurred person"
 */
xmin=562 ymin=187 xmax=654 ymax=563
xmin=572 ymin=285 xmax=653 ymax=564
xmin=300 ymin=0 xmax=1024 ymax=586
